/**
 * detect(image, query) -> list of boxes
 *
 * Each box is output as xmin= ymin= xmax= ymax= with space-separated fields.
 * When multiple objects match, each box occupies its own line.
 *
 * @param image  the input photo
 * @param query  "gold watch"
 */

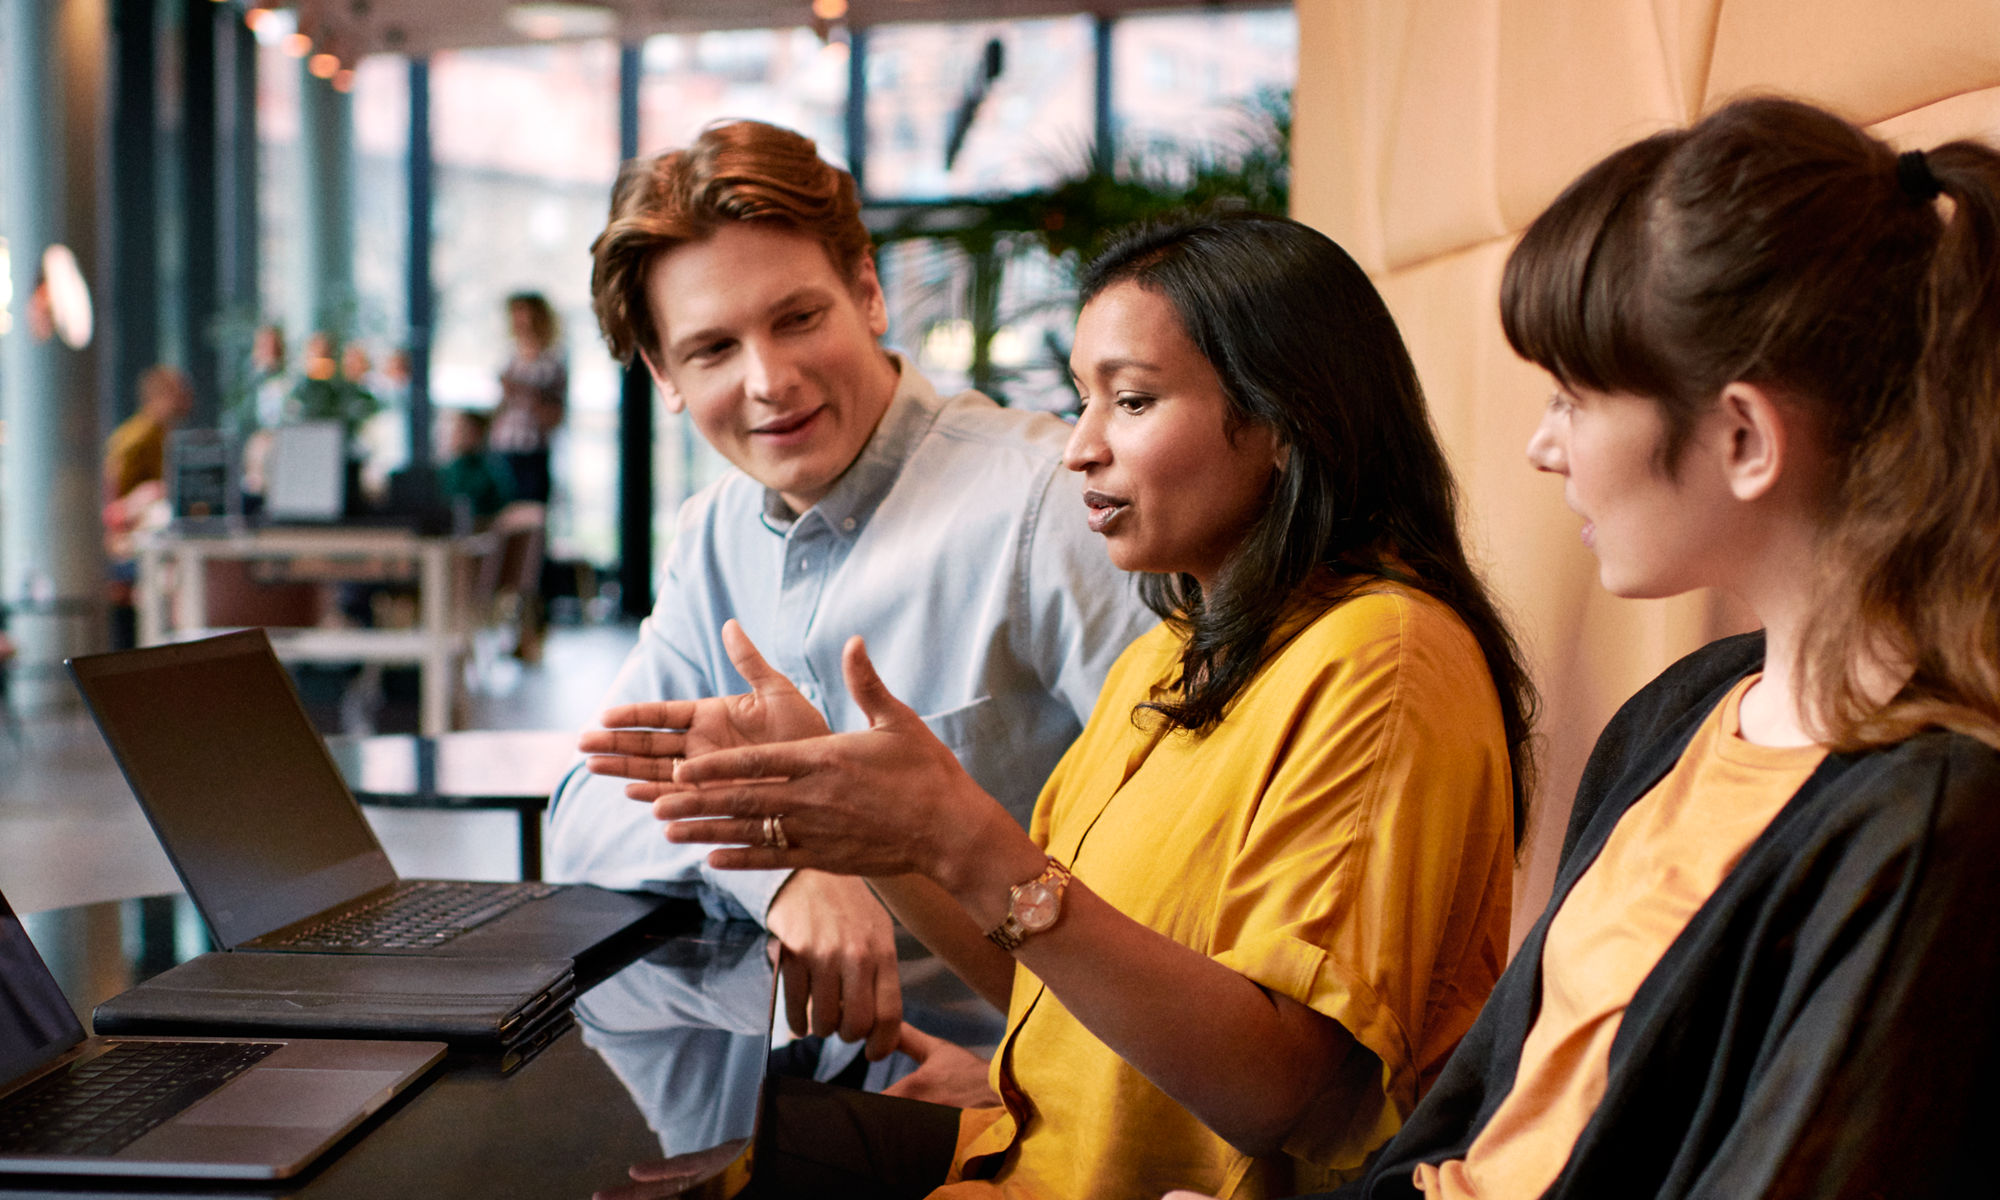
xmin=985 ymin=858 xmax=1071 ymax=951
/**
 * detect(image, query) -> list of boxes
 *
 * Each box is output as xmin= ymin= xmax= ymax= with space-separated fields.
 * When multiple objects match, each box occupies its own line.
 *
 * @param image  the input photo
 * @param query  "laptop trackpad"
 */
xmin=181 ymin=1069 xmax=407 ymax=1127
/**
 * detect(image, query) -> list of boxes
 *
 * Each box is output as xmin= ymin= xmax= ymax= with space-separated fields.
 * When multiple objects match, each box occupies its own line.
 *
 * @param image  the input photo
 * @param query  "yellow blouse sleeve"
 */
xmin=1207 ymin=590 xmax=1515 ymax=1169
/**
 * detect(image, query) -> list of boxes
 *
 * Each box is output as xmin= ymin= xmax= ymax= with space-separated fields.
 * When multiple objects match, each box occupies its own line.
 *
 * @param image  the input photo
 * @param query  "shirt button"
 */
xmin=842 ymin=517 xmax=856 ymax=532
xmin=799 ymin=559 xmax=812 ymax=572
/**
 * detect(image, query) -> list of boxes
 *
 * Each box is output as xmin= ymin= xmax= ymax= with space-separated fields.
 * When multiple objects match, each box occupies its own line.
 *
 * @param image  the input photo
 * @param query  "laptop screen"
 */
xmin=263 ymin=421 xmax=347 ymax=522
xmin=0 ymin=890 xmax=87 ymax=1090
xmin=67 ymin=632 xmax=396 ymax=946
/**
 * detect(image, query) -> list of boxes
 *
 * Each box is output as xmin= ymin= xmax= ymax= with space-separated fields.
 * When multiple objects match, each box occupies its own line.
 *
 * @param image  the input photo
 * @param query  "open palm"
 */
xmin=580 ymin=620 xmax=829 ymax=788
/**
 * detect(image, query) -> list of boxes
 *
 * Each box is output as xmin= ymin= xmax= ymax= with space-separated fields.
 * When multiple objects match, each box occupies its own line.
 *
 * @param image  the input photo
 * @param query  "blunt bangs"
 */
xmin=1501 ymin=131 xmax=1686 ymax=401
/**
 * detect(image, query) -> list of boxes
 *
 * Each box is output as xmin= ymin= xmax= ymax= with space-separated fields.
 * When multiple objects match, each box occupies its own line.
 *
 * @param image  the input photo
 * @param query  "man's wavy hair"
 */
xmin=590 ymin=120 xmax=872 ymax=366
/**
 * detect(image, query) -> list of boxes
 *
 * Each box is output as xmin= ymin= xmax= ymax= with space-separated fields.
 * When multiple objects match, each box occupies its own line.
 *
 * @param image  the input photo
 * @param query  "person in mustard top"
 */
xmin=1252 ymin=97 xmax=2000 ymax=1200
xmin=583 ymin=213 xmax=1537 ymax=1198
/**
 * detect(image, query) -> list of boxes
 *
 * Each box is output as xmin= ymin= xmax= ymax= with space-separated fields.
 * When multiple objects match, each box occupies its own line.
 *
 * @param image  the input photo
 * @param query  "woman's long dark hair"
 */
xmin=1081 ymin=213 xmax=1538 ymax=840
xmin=1502 ymin=97 xmax=2000 ymax=753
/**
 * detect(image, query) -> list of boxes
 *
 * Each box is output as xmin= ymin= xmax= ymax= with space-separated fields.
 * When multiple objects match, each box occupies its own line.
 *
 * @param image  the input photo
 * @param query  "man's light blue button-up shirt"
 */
xmin=547 ymin=360 xmax=1156 ymax=1044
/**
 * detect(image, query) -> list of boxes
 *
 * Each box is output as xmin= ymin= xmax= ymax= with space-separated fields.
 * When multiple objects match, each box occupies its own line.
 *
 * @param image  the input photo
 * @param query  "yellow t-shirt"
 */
xmin=937 ymin=585 xmax=1517 ymax=1200
xmin=1415 ymin=675 xmax=1825 ymax=1198
xmin=103 ymin=410 xmax=167 ymax=500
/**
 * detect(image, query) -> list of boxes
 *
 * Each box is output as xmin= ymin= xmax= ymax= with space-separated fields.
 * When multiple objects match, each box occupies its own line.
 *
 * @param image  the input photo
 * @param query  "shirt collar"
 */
xmin=758 ymin=354 xmax=945 ymax=539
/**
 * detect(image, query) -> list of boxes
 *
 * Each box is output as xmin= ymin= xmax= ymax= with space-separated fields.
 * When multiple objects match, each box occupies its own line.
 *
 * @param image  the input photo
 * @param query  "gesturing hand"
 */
xmin=580 ymin=620 xmax=828 ymax=798
xmin=658 ymin=636 xmax=1015 ymax=891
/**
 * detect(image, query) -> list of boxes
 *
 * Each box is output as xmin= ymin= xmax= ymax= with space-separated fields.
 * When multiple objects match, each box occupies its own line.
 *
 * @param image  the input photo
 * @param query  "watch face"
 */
xmin=1015 ymin=880 xmax=1061 ymax=932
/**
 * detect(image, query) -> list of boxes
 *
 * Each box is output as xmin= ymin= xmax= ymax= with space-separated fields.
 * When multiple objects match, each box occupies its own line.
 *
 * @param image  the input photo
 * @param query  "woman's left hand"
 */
xmin=660 ymin=636 xmax=1013 ymax=889
xmin=880 ymin=1023 xmax=1000 ymax=1109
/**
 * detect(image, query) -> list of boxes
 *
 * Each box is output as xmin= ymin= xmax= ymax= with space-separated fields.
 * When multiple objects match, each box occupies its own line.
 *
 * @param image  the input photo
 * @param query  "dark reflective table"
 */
xmin=5 ymin=893 xmax=774 ymax=1199
xmin=324 ymin=731 xmax=582 ymax=881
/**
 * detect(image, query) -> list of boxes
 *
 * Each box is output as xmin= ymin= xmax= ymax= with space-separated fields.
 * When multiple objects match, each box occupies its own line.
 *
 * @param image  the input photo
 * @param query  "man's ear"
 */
xmin=851 ymin=255 xmax=889 ymax=339
xmin=638 ymin=349 xmax=685 ymax=415
xmin=1716 ymin=381 xmax=1787 ymax=502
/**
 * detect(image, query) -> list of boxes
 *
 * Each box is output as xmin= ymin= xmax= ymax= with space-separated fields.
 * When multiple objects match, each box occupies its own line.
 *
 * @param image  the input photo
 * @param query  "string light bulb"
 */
xmin=332 ymin=68 xmax=356 ymax=93
xmin=282 ymin=30 xmax=312 ymax=57
xmin=309 ymin=51 xmax=340 ymax=79
xmin=812 ymin=0 xmax=848 ymax=19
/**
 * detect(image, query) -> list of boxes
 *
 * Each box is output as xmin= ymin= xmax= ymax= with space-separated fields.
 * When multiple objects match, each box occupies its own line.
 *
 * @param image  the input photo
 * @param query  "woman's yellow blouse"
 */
xmin=939 ymin=586 xmax=1516 ymax=1200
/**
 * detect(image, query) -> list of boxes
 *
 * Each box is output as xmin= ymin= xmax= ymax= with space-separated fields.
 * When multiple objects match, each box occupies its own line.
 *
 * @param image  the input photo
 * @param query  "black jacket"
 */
xmin=1321 ymin=632 xmax=2000 ymax=1199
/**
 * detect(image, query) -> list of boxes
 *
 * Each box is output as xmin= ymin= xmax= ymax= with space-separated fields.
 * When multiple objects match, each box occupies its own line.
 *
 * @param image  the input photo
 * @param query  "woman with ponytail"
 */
xmin=1282 ymin=95 xmax=2000 ymax=1200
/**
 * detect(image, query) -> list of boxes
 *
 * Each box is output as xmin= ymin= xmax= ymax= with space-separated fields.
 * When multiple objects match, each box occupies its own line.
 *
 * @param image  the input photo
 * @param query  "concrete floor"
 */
xmin=0 ymin=622 xmax=637 ymax=915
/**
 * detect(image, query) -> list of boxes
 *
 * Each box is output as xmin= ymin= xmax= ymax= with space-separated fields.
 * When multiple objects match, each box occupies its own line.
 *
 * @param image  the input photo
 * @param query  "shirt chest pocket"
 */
xmin=920 ymin=696 xmax=1027 ymax=824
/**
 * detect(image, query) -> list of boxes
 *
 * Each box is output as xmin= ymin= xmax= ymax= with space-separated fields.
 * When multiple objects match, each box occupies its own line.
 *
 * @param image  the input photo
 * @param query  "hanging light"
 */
xmin=246 ymin=5 xmax=292 ymax=44
xmin=332 ymin=67 xmax=356 ymax=93
xmin=309 ymin=51 xmax=340 ymax=79
xmin=282 ymin=30 xmax=312 ymax=57
xmin=505 ymin=3 xmax=616 ymax=40
xmin=812 ymin=0 xmax=848 ymax=18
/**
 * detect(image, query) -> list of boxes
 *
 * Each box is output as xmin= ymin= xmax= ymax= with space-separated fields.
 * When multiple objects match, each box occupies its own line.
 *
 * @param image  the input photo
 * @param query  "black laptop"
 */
xmin=0 ymin=885 xmax=442 ymax=1180
xmin=66 ymin=630 xmax=671 ymax=969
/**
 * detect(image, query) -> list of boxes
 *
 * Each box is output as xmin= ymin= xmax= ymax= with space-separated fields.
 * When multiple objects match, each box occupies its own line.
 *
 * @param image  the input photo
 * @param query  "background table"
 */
xmin=7 ymin=892 xmax=769 ymax=1200
xmin=325 ymin=730 xmax=581 ymax=881
xmin=135 ymin=525 xmax=493 ymax=734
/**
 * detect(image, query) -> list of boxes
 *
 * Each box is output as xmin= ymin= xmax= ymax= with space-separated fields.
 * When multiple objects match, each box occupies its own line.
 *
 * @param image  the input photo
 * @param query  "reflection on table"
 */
xmin=578 ymin=920 xmax=776 ymax=1199
xmin=7 ymin=891 xmax=773 ymax=1199
xmin=325 ymin=730 xmax=582 ymax=881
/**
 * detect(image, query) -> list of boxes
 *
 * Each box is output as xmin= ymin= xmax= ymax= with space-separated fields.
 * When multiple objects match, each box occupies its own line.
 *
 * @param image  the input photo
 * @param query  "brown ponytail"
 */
xmin=1501 ymin=96 xmax=2000 ymax=751
xmin=1815 ymin=136 xmax=2000 ymax=751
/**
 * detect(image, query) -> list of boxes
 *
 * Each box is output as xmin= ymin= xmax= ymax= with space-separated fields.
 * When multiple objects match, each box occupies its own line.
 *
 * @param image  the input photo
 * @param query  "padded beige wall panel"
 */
xmin=1704 ymin=0 xmax=2000 ymax=123
xmin=1293 ymin=0 xmax=1397 ymax=273
xmin=1378 ymin=0 xmax=1510 ymax=268
xmin=1289 ymin=0 xmax=2000 ymax=937
xmin=1871 ymin=85 xmax=2000 ymax=148
xmin=1493 ymin=0 xmax=1713 ymax=230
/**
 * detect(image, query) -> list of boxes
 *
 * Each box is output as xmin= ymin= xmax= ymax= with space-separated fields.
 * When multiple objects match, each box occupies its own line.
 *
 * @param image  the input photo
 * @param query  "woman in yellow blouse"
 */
xmin=584 ymin=213 xmax=1536 ymax=1198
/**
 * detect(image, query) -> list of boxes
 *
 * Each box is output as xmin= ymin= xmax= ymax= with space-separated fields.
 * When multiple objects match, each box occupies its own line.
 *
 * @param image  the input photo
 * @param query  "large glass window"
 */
xmin=873 ymin=7 xmax=1295 ymax=414
xmin=351 ymin=57 xmax=408 ymax=349
xmin=252 ymin=15 xmax=301 ymax=338
xmin=638 ymin=28 xmax=847 ymax=160
xmin=863 ymin=17 xmax=1095 ymax=200
xmin=430 ymin=40 xmax=622 ymax=570
xmin=346 ymin=56 xmax=409 ymax=480
xmin=1112 ymin=7 xmax=1295 ymax=180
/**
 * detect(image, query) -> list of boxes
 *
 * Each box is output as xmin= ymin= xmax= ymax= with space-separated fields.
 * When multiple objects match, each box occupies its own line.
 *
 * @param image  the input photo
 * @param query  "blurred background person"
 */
xmin=101 ymin=365 xmax=194 ymax=648
xmin=438 ymin=408 xmax=516 ymax=522
xmin=492 ymin=291 xmax=566 ymax=505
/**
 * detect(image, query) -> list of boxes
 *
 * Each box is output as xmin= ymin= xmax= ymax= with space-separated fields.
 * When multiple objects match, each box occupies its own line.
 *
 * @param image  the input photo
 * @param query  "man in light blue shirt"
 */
xmin=548 ymin=120 xmax=1152 ymax=1076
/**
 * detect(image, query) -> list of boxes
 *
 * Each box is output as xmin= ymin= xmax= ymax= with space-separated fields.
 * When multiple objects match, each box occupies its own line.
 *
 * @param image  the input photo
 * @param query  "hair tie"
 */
xmin=1896 ymin=149 xmax=1944 ymax=202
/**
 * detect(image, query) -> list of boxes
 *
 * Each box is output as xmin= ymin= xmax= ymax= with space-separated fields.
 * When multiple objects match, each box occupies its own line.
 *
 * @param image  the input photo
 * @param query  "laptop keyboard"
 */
xmin=0 ymin=1040 xmax=281 ymax=1157
xmin=263 ymin=879 xmax=560 ymax=950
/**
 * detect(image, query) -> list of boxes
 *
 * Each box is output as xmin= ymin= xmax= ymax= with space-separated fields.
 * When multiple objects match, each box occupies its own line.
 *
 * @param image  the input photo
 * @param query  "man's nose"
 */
xmin=741 ymin=339 xmax=800 ymax=403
